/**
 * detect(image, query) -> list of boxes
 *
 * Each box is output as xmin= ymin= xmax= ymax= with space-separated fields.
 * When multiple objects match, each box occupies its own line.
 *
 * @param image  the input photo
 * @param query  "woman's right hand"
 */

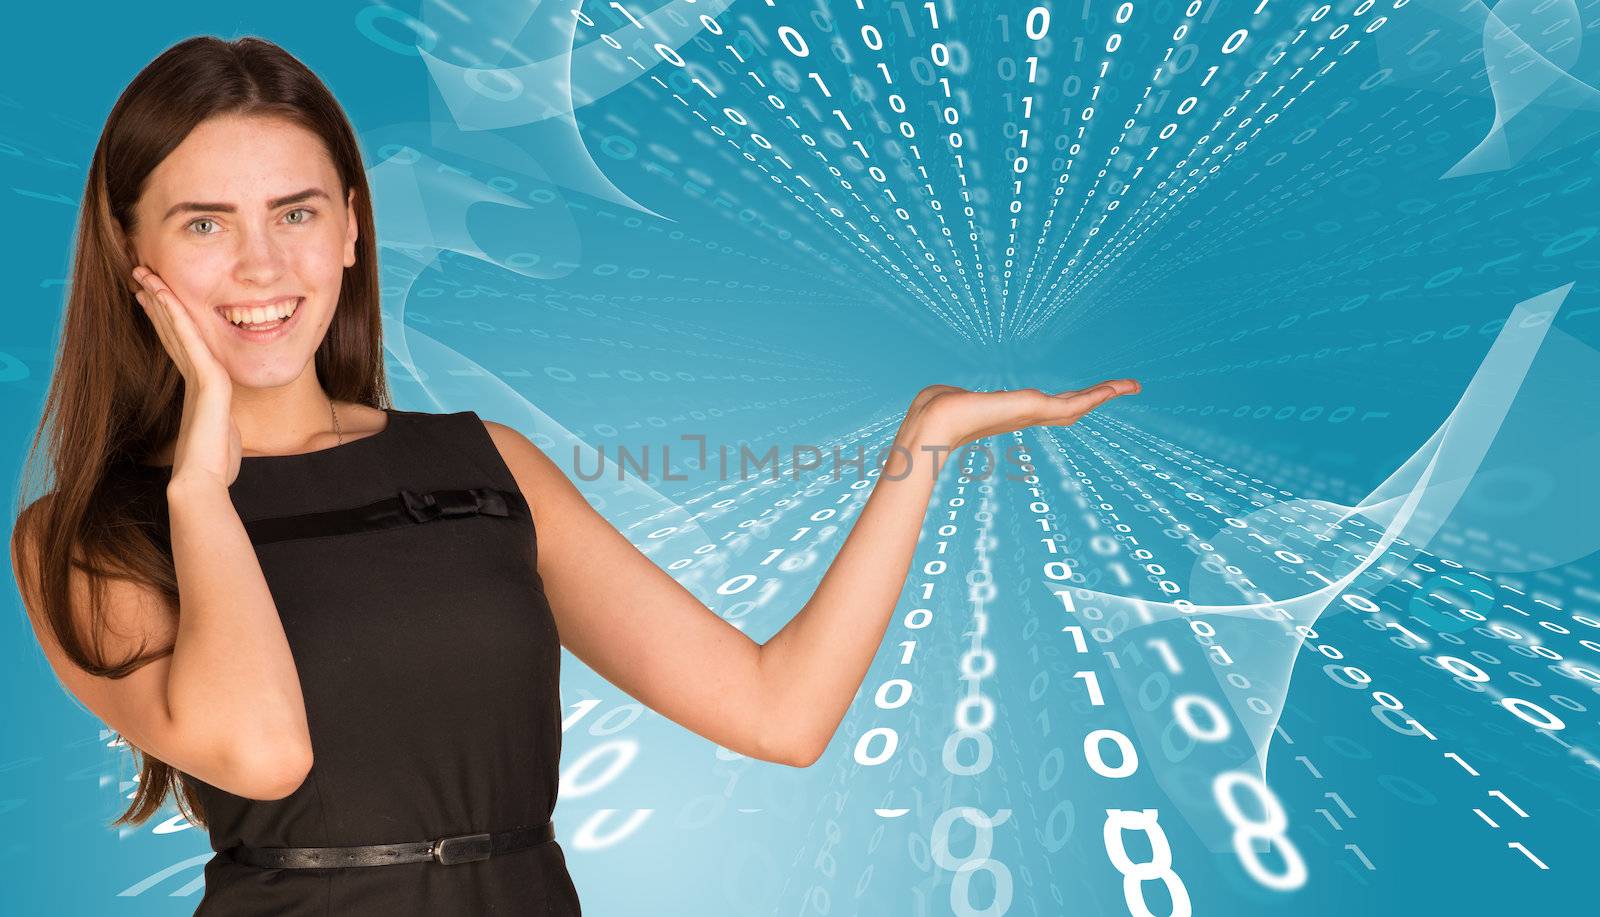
xmin=132 ymin=266 xmax=242 ymax=488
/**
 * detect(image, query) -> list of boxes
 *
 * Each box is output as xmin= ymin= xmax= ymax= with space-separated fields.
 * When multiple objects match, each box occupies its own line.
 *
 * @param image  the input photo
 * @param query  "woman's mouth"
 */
xmin=215 ymin=297 xmax=304 ymax=342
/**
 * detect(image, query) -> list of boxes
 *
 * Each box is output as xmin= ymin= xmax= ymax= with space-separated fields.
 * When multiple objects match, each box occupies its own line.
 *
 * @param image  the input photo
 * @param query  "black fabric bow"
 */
xmin=398 ymin=487 xmax=510 ymax=524
xmin=236 ymin=486 xmax=526 ymax=546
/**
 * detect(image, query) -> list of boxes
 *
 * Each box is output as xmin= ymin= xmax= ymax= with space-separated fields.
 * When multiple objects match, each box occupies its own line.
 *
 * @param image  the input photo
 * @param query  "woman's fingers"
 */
xmin=133 ymin=272 xmax=183 ymax=370
xmin=1048 ymin=378 xmax=1140 ymax=422
xmin=911 ymin=379 xmax=1141 ymax=449
xmin=1069 ymin=385 xmax=1123 ymax=414
xmin=133 ymin=284 xmax=186 ymax=378
xmin=133 ymin=266 xmax=221 ymax=384
xmin=1054 ymin=378 xmax=1140 ymax=398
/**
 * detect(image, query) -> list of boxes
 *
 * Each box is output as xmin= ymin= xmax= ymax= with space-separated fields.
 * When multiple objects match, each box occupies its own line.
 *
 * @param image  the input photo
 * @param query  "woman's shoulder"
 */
xmin=386 ymin=404 xmax=522 ymax=467
xmin=383 ymin=405 xmax=485 ymax=425
xmin=382 ymin=405 xmax=495 ymax=447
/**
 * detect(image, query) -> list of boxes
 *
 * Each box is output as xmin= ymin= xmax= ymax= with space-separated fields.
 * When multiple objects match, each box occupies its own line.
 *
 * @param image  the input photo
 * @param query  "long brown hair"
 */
xmin=8 ymin=35 xmax=387 ymax=829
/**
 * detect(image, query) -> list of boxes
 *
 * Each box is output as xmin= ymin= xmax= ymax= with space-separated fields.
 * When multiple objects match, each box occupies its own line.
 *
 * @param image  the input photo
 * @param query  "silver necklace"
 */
xmin=329 ymin=396 xmax=343 ymax=445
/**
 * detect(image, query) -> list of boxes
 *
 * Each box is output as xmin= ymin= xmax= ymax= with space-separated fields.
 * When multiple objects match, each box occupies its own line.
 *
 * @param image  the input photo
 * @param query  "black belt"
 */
xmin=230 ymin=820 xmax=555 ymax=868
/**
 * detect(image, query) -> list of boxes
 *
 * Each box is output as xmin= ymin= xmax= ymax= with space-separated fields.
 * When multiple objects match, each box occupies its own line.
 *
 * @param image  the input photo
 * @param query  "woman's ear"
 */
xmin=343 ymin=186 xmax=358 ymax=269
xmin=120 ymin=224 xmax=143 ymax=281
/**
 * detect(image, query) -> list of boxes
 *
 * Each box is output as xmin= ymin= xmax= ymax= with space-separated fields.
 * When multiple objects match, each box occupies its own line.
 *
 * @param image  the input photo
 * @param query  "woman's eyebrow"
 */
xmin=162 ymin=187 xmax=331 ymax=222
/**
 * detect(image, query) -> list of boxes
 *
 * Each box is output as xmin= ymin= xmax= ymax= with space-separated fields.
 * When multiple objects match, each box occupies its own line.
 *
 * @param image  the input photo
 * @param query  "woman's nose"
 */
xmin=231 ymin=223 xmax=288 ymax=282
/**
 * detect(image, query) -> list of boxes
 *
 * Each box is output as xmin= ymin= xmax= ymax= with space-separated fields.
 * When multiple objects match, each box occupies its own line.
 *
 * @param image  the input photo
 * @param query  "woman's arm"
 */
xmin=756 ymin=379 xmax=1139 ymax=764
xmin=14 ymin=477 xmax=315 ymax=801
xmin=164 ymin=476 xmax=315 ymax=787
xmin=485 ymin=379 xmax=1135 ymax=768
xmin=753 ymin=405 xmax=944 ymax=765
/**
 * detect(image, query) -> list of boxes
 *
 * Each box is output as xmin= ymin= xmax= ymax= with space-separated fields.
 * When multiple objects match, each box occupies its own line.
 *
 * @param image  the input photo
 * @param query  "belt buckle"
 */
xmin=431 ymin=832 xmax=493 ymax=865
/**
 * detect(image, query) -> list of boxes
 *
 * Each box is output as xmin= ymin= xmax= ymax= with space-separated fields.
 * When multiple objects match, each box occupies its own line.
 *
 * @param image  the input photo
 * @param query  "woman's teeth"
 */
xmin=221 ymin=298 xmax=299 ymax=328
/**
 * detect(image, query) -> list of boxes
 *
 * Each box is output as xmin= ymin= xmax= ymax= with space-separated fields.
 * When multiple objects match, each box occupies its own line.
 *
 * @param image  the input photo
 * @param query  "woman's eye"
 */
xmin=185 ymin=209 xmax=314 ymax=235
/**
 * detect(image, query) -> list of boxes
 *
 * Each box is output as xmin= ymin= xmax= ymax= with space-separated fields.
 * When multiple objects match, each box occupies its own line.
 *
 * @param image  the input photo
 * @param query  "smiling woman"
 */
xmin=7 ymin=29 xmax=1139 ymax=917
xmin=7 ymin=34 xmax=584 ymax=917
xmin=130 ymin=115 xmax=356 ymax=367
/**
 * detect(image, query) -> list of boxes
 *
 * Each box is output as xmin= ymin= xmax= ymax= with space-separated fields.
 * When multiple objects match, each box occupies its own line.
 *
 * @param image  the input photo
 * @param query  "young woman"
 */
xmin=8 ymin=35 xmax=1138 ymax=917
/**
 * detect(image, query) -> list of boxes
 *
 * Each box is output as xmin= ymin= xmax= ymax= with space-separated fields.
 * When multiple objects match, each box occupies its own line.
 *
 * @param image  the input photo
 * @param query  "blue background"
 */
xmin=3 ymin=0 xmax=1597 ymax=913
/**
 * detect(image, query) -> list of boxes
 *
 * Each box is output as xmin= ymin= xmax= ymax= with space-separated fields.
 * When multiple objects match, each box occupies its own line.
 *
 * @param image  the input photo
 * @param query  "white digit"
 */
xmin=1103 ymin=809 xmax=1192 ymax=917
xmin=1213 ymin=771 xmax=1307 ymax=890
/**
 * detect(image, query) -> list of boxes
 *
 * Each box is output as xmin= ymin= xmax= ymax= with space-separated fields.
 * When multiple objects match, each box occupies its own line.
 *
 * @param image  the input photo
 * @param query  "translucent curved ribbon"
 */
xmin=1047 ymin=283 xmax=1597 ymax=848
xmin=361 ymin=146 xmax=718 ymax=580
xmin=1438 ymin=0 xmax=1600 ymax=177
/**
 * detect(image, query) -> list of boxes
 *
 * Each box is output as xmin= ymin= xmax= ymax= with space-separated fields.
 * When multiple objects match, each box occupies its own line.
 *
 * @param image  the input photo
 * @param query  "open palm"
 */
xmin=913 ymin=379 xmax=1141 ymax=450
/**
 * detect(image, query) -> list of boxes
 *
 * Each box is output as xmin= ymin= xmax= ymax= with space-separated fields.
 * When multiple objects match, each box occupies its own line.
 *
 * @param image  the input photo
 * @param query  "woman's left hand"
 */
xmin=908 ymin=379 xmax=1142 ymax=450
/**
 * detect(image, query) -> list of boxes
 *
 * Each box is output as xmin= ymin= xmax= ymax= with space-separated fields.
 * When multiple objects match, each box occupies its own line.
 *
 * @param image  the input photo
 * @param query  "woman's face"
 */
xmin=127 ymin=113 xmax=358 ymax=389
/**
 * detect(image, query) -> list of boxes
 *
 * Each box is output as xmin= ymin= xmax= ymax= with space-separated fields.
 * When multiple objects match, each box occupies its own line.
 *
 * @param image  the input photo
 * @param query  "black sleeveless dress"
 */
xmin=116 ymin=408 xmax=581 ymax=916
